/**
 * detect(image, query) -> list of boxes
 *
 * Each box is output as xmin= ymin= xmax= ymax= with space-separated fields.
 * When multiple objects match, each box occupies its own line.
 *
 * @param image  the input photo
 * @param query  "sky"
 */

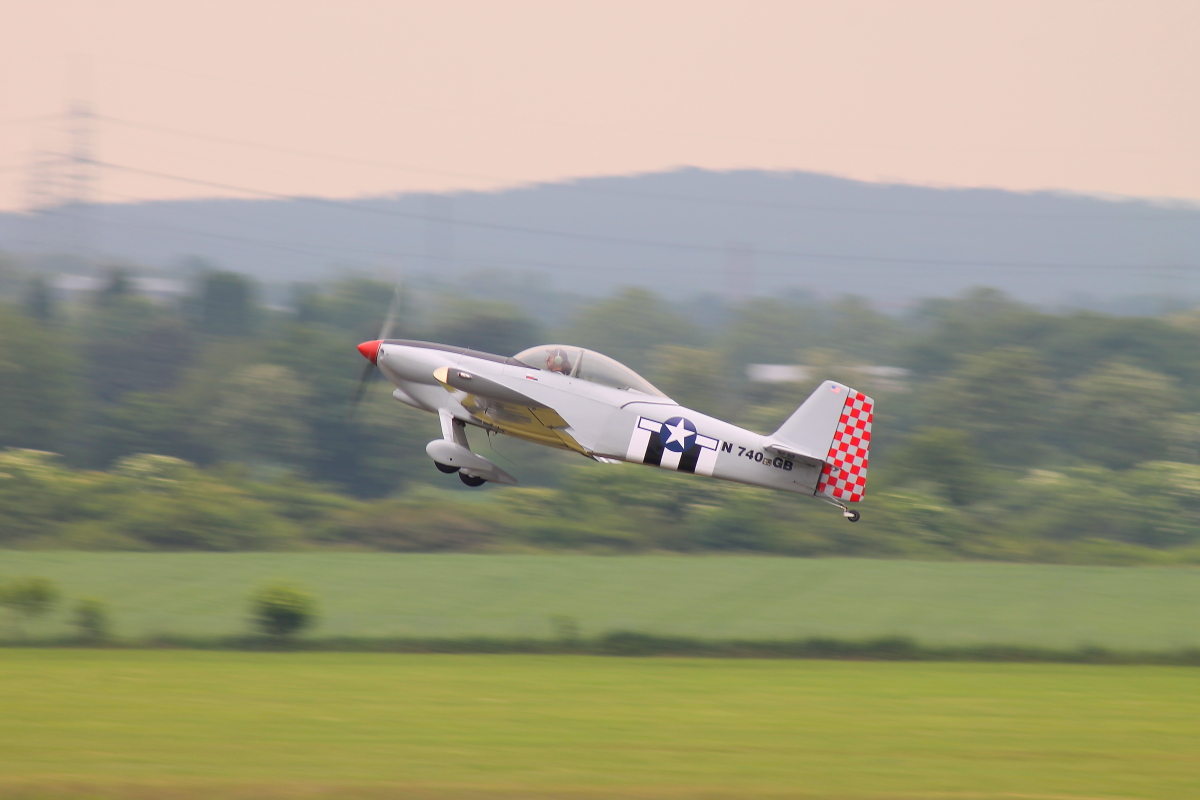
xmin=1 ymin=0 xmax=1198 ymax=212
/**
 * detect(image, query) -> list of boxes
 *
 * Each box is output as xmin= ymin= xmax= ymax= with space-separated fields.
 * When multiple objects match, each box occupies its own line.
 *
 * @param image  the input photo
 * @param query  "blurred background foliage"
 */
xmin=3 ymin=269 xmax=1200 ymax=564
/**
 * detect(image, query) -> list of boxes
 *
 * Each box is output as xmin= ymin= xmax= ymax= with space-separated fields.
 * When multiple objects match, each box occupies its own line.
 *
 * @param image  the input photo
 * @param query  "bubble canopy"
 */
xmin=513 ymin=345 xmax=669 ymax=398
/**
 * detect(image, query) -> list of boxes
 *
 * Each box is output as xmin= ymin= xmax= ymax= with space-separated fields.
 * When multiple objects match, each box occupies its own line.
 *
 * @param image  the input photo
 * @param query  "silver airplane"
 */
xmin=355 ymin=331 xmax=873 ymax=522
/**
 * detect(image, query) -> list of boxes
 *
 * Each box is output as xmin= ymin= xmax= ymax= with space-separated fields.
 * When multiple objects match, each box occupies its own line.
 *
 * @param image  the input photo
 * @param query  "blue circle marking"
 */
xmin=659 ymin=417 xmax=697 ymax=453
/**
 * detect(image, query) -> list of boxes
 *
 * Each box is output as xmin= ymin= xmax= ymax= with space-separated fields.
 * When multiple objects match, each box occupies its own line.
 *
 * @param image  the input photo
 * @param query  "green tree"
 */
xmin=89 ymin=390 xmax=211 ymax=467
xmin=1123 ymin=461 xmax=1200 ymax=547
xmin=72 ymin=598 xmax=111 ymax=640
xmin=824 ymin=295 xmax=903 ymax=363
xmin=0 ymin=577 xmax=60 ymax=636
xmin=563 ymin=288 xmax=701 ymax=374
xmin=431 ymin=297 xmax=542 ymax=356
xmin=84 ymin=297 xmax=193 ymax=403
xmin=1063 ymin=361 xmax=1179 ymax=469
xmin=348 ymin=398 xmax=444 ymax=493
xmin=204 ymin=364 xmax=315 ymax=466
xmin=905 ymin=289 xmax=1051 ymax=377
xmin=925 ymin=347 xmax=1053 ymax=464
xmin=295 ymin=278 xmax=411 ymax=340
xmin=549 ymin=614 xmax=580 ymax=643
xmin=1042 ymin=313 xmax=1200 ymax=386
xmin=198 ymin=271 xmax=255 ymax=336
xmin=107 ymin=457 xmax=295 ymax=550
xmin=1167 ymin=412 xmax=1200 ymax=464
xmin=0 ymin=310 xmax=77 ymax=450
xmin=272 ymin=323 xmax=439 ymax=497
xmin=646 ymin=345 xmax=726 ymax=414
xmin=22 ymin=275 xmax=54 ymax=321
xmin=688 ymin=485 xmax=782 ymax=552
xmin=721 ymin=297 xmax=820 ymax=370
xmin=1007 ymin=465 xmax=1186 ymax=549
xmin=893 ymin=428 xmax=986 ymax=506
xmin=95 ymin=268 xmax=133 ymax=306
xmin=0 ymin=450 xmax=86 ymax=545
xmin=0 ymin=256 xmax=19 ymax=298
xmin=250 ymin=582 xmax=317 ymax=637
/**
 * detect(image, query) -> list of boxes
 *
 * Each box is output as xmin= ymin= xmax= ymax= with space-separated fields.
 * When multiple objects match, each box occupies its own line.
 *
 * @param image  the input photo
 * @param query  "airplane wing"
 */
xmin=433 ymin=367 xmax=588 ymax=454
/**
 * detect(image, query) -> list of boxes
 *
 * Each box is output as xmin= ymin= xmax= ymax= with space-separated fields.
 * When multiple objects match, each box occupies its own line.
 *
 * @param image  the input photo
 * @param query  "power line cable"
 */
xmin=94 ymin=114 xmax=521 ymax=185
xmin=0 ymin=114 xmax=60 ymax=126
xmin=98 ymin=58 xmax=1200 ymax=157
xmin=92 ymin=113 xmax=1200 ymax=222
xmin=97 ymin=58 xmax=856 ymax=148
xmin=84 ymin=188 xmax=666 ymax=274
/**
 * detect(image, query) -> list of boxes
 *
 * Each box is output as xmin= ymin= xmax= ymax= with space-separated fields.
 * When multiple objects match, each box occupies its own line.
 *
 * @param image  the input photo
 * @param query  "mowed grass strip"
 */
xmin=1 ymin=650 xmax=1198 ymax=799
xmin=4 ymin=552 xmax=1200 ymax=649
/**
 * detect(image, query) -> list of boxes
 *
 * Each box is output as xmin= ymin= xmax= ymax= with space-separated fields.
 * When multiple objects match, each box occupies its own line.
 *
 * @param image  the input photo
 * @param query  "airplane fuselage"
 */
xmin=374 ymin=340 xmax=829 ymax=497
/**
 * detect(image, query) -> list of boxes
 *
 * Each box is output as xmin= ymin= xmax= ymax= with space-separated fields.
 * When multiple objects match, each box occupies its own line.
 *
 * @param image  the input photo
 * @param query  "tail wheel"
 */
xmin=459 ymin=473 xmax=487 ymax=487
xmin=435 ymin=462 xmax=460 ymax=474
xmin=844 ymin=510 xmax=861 ymax=523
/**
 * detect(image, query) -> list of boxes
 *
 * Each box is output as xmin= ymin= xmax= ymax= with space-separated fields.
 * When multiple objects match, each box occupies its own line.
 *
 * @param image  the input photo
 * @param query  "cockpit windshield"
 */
xmin=514 ymin=345 xmax=669 ymax=398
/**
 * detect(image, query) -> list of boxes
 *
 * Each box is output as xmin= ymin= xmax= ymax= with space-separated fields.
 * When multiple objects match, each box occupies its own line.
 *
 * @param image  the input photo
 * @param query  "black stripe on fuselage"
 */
xmin=677 ymin=445 xmax=700 ymax=473
xmin=643 ymin=431 xmax=665 ymax=466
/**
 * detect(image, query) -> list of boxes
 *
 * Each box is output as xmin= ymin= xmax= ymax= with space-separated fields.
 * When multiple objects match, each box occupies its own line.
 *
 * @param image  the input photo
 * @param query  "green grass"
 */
xmin=3 ymin=552 xmax=1200 ymax=649
xmin=1 ymin=650 xmax=1198 ymax=799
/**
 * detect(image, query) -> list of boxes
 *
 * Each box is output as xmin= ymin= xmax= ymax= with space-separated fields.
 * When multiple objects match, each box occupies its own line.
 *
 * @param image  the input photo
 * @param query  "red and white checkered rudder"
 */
xmin=816 ymin=388 xmax=873 ymax=503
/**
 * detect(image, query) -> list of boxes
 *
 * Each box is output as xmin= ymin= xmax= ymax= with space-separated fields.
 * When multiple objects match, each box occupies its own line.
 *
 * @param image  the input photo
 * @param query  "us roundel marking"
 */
xmin=626 ymin=416 xmax=720 ymax=476
xmin=659 ymin=417 xmax=697 ymax=453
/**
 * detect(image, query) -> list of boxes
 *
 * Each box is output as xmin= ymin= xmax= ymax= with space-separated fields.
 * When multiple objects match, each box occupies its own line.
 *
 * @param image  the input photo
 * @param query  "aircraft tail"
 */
xmin=770 ymin=381 xmax=874 ymax=503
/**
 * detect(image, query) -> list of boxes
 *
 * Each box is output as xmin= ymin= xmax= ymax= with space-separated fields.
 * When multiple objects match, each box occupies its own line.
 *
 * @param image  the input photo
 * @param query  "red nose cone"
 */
xmin=357 ymin=339 xmax=382 ymax=364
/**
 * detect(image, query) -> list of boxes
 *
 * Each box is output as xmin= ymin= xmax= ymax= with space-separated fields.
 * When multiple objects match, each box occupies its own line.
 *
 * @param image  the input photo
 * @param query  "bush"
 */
xmin=73 ymin=598 xmax=111 ymax=640
xmin=249 ymin=582 xmax=317 ymax=637
xmin=549 ymin=614 xmax=580 ymax=643
xmin=0 ymin=576 xmax=60 ymax=635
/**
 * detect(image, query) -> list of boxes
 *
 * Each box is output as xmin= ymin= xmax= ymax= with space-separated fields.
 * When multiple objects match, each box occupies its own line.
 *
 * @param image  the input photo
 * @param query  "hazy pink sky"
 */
xmin=2 ymin=0 xmax=1198 ymax=211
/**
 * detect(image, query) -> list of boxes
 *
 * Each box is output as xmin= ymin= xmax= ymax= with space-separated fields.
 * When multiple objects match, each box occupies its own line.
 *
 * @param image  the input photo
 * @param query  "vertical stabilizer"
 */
xmin=771 ymin=381 xmax=874 ymax=503
xmin=815 ymin=388 xmax=873 ymax=503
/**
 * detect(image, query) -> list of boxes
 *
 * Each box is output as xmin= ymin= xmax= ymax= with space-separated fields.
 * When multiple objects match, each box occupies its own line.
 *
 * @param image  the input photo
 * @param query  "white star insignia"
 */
xmin=663 ymin=420 xmax=693 ymax=446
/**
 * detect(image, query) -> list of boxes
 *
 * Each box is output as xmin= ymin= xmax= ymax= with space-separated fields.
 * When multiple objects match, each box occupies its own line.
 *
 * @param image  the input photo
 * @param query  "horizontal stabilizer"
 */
xmin=762 ymin=442 xmax=825 ymax=468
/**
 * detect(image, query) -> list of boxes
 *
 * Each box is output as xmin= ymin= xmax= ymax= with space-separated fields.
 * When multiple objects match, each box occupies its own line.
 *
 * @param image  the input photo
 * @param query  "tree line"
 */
xmin=2 ymin=268 xmax=1200 ymax=563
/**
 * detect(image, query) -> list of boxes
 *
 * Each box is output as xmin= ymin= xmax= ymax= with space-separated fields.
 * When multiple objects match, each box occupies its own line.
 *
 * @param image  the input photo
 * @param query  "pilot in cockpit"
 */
xmin=546 ymin=347 xmax=573 ymax=374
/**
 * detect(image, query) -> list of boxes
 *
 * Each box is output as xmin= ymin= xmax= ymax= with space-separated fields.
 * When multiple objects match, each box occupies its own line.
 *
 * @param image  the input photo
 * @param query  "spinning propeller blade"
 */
xmin=378 ymin=286 xmax=402 ymax=340
xmin=351 ymin=360 xmax=376 ymax=409
xmin=351 ymin=285 xmax=404 ymax=413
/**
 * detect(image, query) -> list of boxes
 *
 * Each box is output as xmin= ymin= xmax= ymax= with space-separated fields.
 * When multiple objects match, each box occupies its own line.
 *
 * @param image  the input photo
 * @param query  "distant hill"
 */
xmin=3 ymin=168 xmax=1199 ymax=306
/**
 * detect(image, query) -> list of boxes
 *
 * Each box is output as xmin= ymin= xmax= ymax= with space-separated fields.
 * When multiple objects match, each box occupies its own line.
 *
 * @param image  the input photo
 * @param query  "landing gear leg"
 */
xmin=835 ymin=500 xmax=861 ymax=522
xmin=822 ymin=497 xmax=861 ymax=522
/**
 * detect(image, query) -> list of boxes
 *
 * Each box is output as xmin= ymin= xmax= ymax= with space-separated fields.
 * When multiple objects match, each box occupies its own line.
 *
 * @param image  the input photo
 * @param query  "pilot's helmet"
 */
xmin=546 ymin=348 xmax=572 ymax=374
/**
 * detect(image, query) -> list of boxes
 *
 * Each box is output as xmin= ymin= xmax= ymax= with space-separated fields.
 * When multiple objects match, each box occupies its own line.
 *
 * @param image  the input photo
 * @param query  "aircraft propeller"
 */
xmin=351 ymin=285 xmax=403 ymax=412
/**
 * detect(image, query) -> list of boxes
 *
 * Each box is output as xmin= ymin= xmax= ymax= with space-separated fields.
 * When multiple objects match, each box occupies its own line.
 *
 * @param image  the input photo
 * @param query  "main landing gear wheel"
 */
xmin=459 ymin=472 xmax=487 ymax=487
xmin=435 ymin=462 xmax=460 ymax=474
xmin=844 ymin=510 xmax=861 ymax=523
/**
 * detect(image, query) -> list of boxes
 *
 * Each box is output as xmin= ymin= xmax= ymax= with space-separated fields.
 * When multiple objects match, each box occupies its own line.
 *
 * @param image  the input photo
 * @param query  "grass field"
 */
xmin=3 ymin=552 xmax=1200 ymax=649
xmin=2 ymin=551 xmax=1200 ymax=652
xmin=1 ymin=650 xmax=1198 ymax=799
